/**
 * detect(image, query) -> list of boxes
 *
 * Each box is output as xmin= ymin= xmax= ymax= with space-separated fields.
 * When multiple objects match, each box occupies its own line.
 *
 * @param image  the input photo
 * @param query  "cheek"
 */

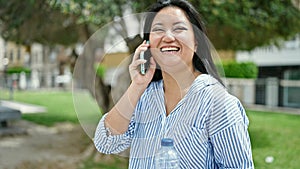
xmin=149 ymin=48 xmax=161 ymax=61
xmin=178 ymin=34 xmax=196 ymax=50
xmin=149 ymin=34 xmax=160 ymax=46
xmin=149 ymin=34 xmax=162 ymax=58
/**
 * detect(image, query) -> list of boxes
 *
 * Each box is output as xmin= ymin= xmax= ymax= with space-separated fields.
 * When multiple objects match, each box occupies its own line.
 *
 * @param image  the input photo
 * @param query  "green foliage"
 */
xmin=192 ymin=0 xmax=300 ymax=50
xmin=220 ymin=61 xmax=258 ymax=78
xmin=95 ymin=64 xmax=106 ymax=78
xmin=49 ymin=0 xmax=127 ymax=26
xmin=6 ymin=66 xmax=31 ymax=74
xmin=0 ymin=0 xmax=82 ymax=45
xmin=133 ymin=0 xmax=300 ymax=50
xmin=1 ymin=0 xmax=300 ymax=50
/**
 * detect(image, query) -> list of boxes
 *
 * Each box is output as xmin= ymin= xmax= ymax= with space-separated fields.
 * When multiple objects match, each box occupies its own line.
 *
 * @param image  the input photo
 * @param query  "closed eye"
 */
xmin=152 ymin=28 xmax=165 ymax=32
xmin=174 ymin=27 xmax=188 ymax=32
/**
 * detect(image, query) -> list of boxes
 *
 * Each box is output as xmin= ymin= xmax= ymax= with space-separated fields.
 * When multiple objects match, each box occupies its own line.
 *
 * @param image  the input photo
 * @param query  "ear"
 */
xmin=194 ymin=41 xmax=198 ymax=52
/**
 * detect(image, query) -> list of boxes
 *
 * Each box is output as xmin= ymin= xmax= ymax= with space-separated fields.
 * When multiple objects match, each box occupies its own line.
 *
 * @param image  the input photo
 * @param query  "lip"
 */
xmin=160 ymin=45 xmax=181 ymax=53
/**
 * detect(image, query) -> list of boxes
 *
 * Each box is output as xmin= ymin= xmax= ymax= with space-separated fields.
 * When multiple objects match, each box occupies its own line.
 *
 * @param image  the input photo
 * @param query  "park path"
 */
xmin=0 ymin=120 xmax=91 ymax=169
xmin=0 ymin=100 xmax=47 ymax=114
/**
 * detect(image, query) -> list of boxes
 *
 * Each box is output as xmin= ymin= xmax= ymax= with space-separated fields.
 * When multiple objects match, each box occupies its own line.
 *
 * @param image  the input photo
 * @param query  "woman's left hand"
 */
xmin=129 ymin=41 xmax=156 ymax=89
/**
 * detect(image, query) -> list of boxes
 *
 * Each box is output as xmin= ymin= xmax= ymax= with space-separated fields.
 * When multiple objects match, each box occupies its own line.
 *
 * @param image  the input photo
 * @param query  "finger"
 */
xmin=132 ymin=41 xmax=150 ymax=61
xmin=129 ymin=59 xmax=147 ymax=71
xmin=132 ymin=59 xmax=147 ymax=67
xmin=132 ymin=40 xmax=146 ymax=61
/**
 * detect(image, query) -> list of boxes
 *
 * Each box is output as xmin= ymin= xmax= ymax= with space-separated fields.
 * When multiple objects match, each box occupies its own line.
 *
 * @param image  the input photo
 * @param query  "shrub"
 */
xmin=6 ymin=66 xmax=31 ymax=74
xmin=218 ymin=61 xmax=258 ymax=79
xmin=95 ymin=64 xmax=106 ymax=78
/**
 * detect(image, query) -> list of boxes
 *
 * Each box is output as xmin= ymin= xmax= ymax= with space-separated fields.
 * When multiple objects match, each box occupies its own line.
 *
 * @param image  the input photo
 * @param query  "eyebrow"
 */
xmin=152 ymin=23 xmax=163 ymax=27
xmin=152 ymin=21 xmax=187 ymax=27
xmin=173 ymin=21 xmax=187 ymax=26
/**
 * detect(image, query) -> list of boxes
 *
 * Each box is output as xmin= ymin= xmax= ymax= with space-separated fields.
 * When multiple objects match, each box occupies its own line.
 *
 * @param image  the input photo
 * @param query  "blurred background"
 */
xmin=0 ymin=0 xmax=300 ymax=169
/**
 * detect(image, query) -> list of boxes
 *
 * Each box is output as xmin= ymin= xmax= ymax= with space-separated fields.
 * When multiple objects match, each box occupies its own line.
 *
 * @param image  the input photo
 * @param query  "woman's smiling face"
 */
xmin=149 ymin=6 xmax=197 ymax=73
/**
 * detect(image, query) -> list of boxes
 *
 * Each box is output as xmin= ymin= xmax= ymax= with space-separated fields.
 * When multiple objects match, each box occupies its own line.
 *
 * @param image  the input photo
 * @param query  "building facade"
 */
xmin=237 ymin=35 xmax=300 ymax=108
xmin=0 ymin=37 xmax=72 ymax=91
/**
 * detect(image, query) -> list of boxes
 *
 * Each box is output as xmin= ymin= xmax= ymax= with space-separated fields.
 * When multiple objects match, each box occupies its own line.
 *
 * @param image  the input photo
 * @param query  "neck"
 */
xmin=162 ymin=68 xmax=200 ymax=96
xmin=162 ymin=68 xmax=201 ymax=116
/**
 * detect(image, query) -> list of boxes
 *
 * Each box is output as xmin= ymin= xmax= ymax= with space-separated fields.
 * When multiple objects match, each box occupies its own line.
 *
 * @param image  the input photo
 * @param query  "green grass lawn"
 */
xmin=247 ymin=111 xmax=300 ymax=169
xmin=2 ymin=90 xmax=299 ymax=168
xmin=2 ymin=90 xmax=102 ymax=127
xmin=13 ymin=90 xmax=79 ymax=126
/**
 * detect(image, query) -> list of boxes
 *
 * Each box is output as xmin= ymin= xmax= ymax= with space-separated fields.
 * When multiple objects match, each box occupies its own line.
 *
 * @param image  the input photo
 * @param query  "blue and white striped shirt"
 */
xmin=94 ymin=74 xmax=254 ymax=168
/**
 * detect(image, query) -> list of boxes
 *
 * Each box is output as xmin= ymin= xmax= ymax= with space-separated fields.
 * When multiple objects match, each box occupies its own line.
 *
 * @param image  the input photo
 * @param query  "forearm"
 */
xmin=104 ymin=41 xmax=155 ymax=135
xmin=105 ymin=83 xmax=146 ymax=135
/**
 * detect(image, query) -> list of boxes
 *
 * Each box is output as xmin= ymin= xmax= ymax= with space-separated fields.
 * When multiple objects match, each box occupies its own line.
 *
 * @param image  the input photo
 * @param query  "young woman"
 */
xmin=94 ymin=0 xmax=254 ymax=168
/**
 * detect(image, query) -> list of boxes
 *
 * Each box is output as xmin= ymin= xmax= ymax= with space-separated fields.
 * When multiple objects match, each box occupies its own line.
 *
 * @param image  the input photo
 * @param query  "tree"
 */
xmin=0 ymin=0 xmax=82 ymax=45
xmin=0 ymin=0 xmax=85 ymax=89
xmin=132 ymin=0 xmax=300 ymax=50
xmin=50 ymin=0 xmax=146 ymax=113
xmin=1 ymin=0 xmax=300 ymax=111
xmin=1 ymin=0 xmax=299 ymax=165
xmin=195 ymin=0 xmax=300 ymax=50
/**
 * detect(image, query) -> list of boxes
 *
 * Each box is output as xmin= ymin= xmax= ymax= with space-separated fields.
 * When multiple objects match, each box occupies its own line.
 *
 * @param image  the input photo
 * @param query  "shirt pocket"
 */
xmin=176 ymin=125 xmax=208 ymax=149
xmin=175 ymin=125 xmax=209 ymax=168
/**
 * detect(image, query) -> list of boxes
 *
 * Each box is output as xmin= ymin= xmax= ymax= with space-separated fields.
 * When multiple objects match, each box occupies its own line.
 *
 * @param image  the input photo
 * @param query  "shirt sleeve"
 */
xmin=210 ymin=121 xmax=254 ymax=168
xmin=206 ymin=85 xmax=254 ymax=168
xmin=93 ymin=113 xmax=135 ymax=154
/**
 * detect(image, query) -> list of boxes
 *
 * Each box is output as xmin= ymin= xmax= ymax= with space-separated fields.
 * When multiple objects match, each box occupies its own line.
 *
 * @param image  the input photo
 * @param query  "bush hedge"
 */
xmin=218 ymin=61 xmax=258 ymax=79
xmin=6 ymin=67 xmax=31 ymax=74
xmin=95 ymin=64 xmax=106 ymax=78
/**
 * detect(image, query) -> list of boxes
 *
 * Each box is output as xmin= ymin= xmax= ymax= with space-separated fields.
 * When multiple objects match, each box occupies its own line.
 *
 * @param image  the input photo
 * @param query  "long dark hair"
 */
xmin=142 ymin=0 xmax=223 ymax=85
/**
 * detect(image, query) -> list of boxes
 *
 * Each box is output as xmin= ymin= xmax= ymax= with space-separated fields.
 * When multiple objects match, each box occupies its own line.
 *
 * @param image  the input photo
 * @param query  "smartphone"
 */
xmin=140 ymin=41 xmax=150 ymax=75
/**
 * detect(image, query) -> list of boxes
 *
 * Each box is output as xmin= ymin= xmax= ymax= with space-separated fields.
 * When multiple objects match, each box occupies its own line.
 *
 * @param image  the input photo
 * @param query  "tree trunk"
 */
xmin=73 ymin=24 xmax=111 ymax=113
xmin=110 ymin=35 xmax=142 ymax=103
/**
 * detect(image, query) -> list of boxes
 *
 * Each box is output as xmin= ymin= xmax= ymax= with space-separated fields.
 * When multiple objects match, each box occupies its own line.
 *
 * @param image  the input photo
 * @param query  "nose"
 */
xmin=162 ymin=30 xmax=175 ymax=42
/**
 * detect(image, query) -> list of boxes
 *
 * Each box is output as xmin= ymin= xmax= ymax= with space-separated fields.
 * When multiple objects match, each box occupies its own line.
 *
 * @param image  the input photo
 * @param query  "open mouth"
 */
xmin=160 ymin=46 xmax=180 ymax=53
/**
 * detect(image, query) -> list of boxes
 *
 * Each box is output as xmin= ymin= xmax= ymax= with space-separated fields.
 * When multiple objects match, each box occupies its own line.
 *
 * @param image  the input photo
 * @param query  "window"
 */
xmin=283 ymin=68 xmax=300 ymax=107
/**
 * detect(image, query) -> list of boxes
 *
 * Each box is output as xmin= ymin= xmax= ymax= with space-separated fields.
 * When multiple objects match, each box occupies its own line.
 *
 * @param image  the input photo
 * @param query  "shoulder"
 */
xmin=194 ymin=74 xmax=219 ymax=89
xmin=191 ymin=74 xmax=225 ymax=99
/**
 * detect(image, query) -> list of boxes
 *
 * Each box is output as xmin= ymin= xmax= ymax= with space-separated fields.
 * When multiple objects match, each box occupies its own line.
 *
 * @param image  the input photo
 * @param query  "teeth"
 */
xmin=161 ymin=47 xmax=179 ymax=52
